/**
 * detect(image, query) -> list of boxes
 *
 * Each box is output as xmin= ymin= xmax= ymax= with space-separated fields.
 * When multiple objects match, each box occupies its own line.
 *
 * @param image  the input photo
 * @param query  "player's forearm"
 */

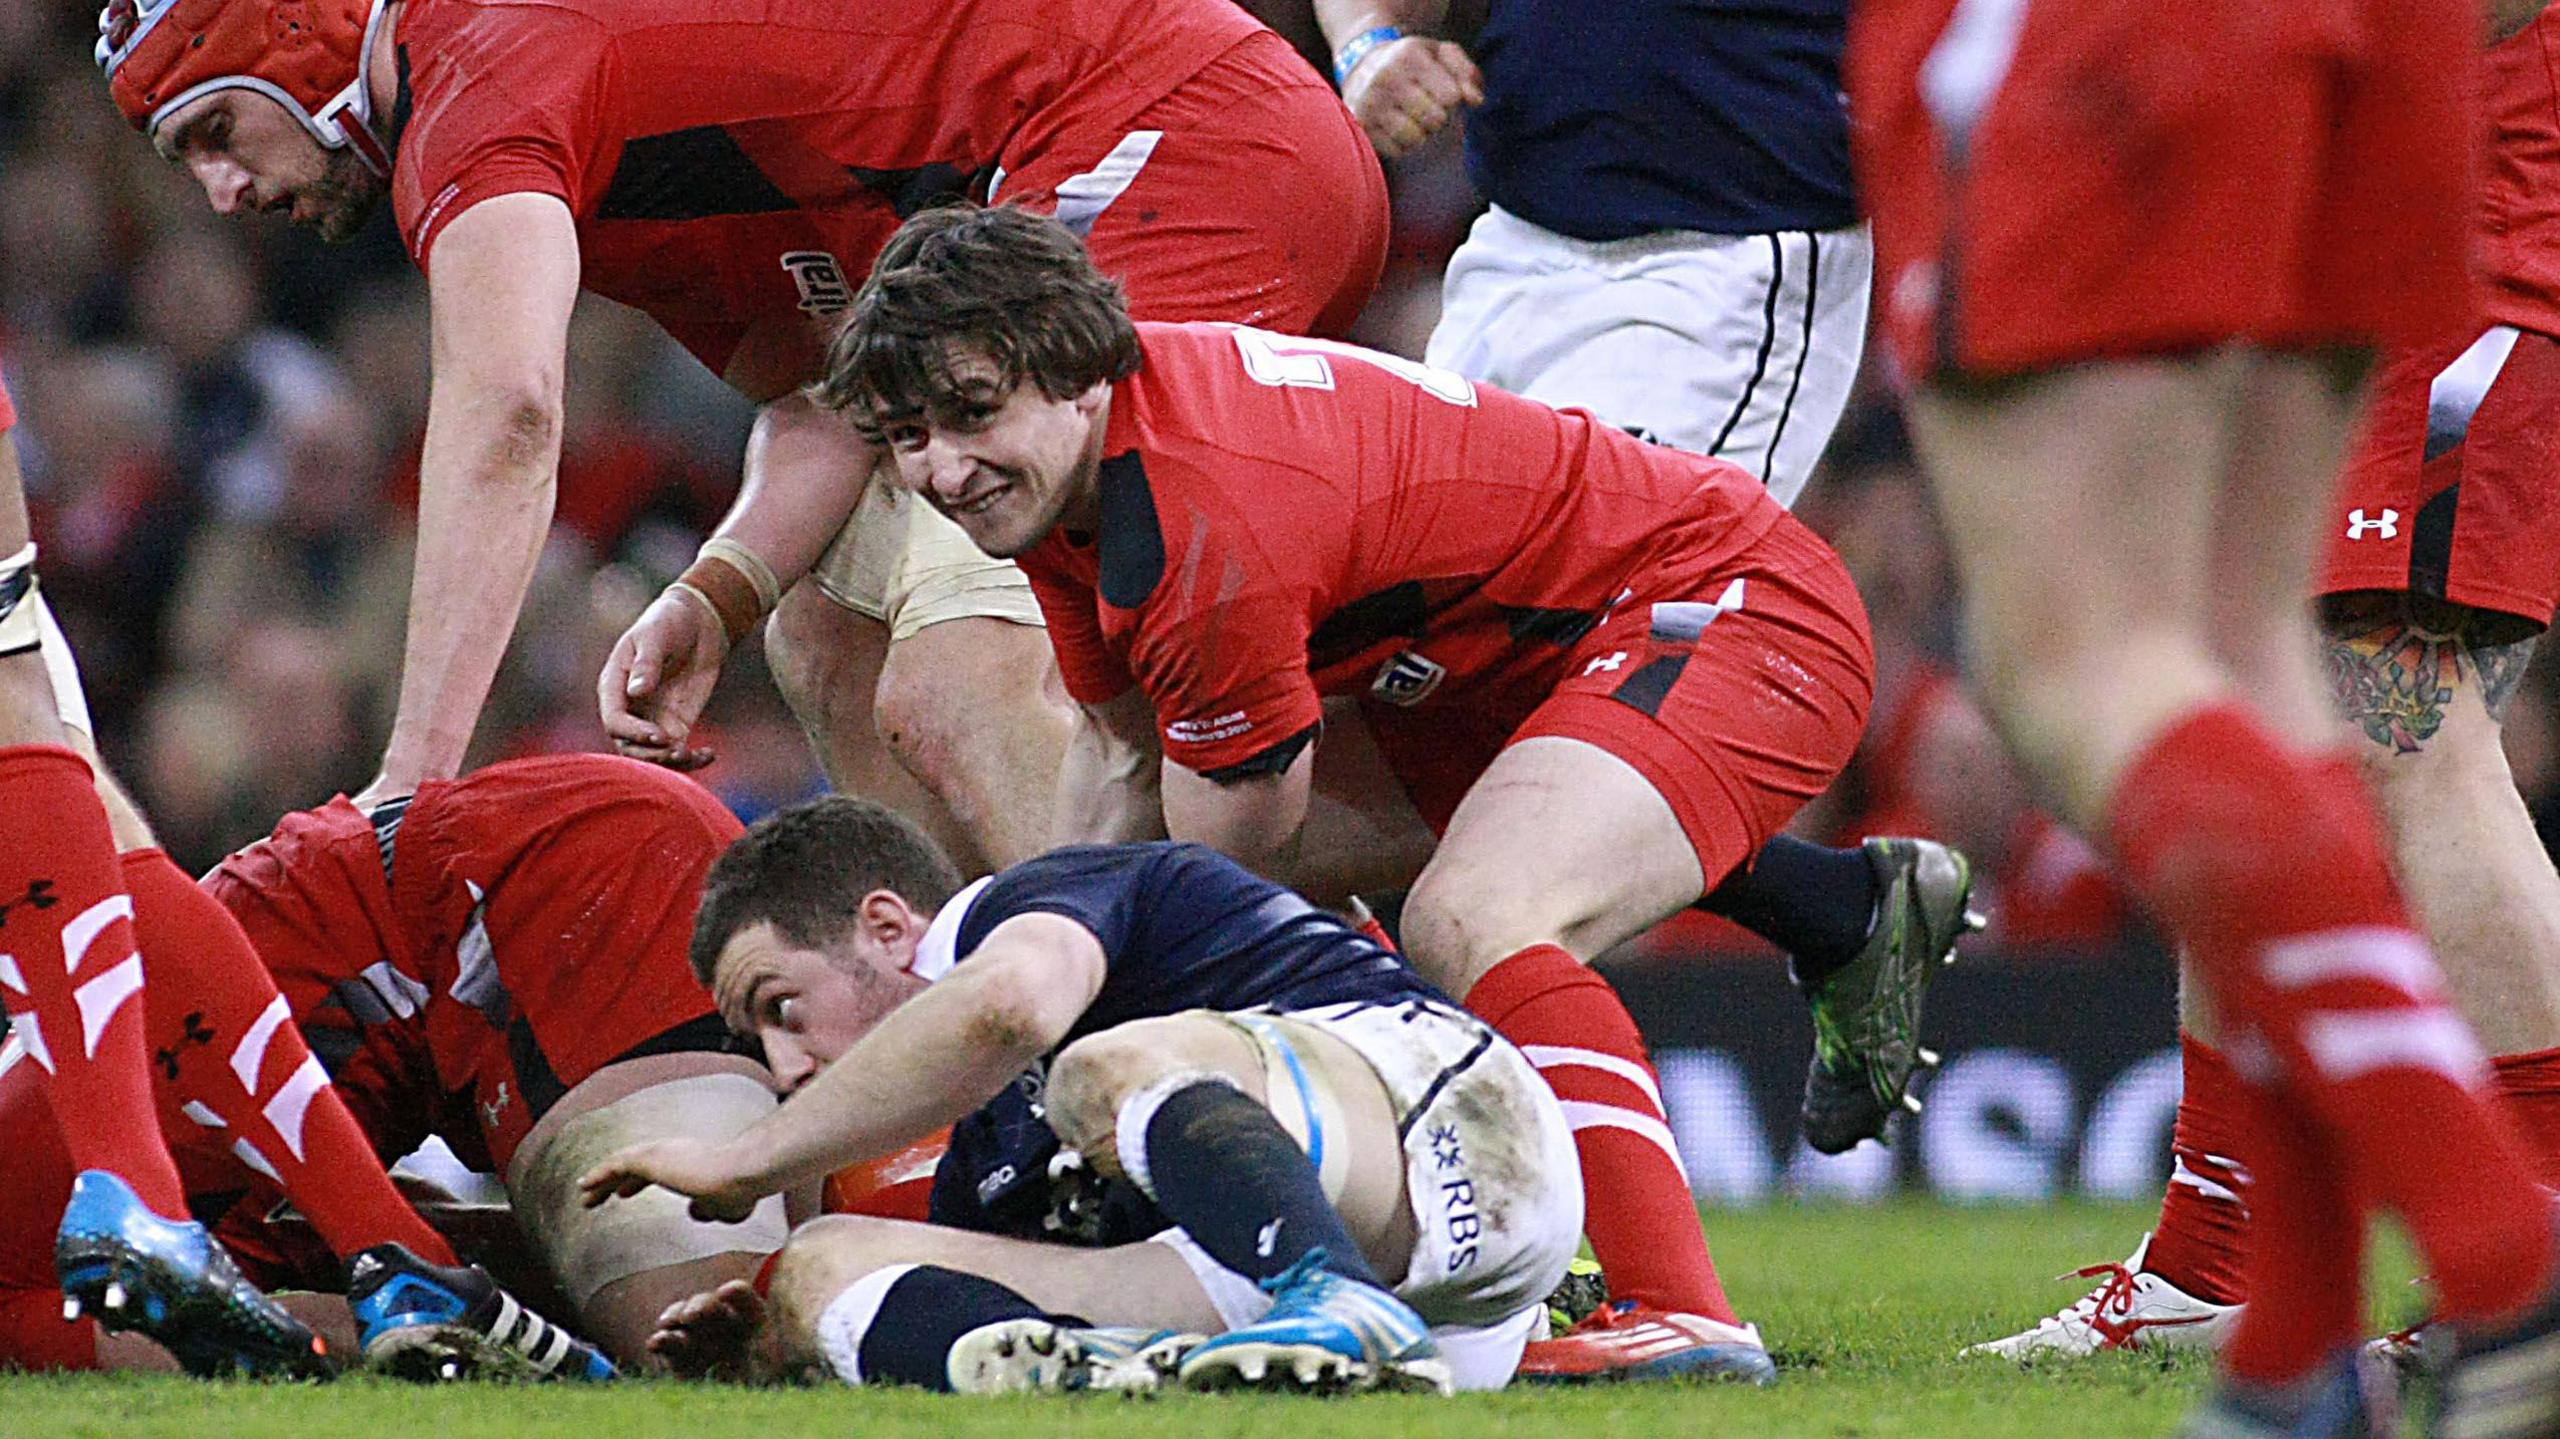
xmin=1055 ymin=696 xmax=1169 ymax=845
xmin=730 ymin=961 xmax=1073 ymax=1195
xmin=719 ymin=391 xmax=881 ymax=593
xmin=380 ymin=399 xmax=560 ymax=787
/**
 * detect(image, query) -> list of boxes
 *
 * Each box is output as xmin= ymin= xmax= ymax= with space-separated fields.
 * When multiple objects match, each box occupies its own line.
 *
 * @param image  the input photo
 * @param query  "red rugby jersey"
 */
xmin=2484 ymin=11 xmax=2560 ymax=333
xmin=1015 ymin=323 xmax=1786 ymax=776
xmin=388 ymin=0 xmax=1263 ymax=372
xmin=204 ymin=754 xmax=741 ymax=1112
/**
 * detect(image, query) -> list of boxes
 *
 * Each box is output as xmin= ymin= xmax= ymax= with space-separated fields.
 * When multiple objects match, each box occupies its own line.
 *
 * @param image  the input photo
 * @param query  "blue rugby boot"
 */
xmin=54 ymin=1169 xmax=337 ymax=1379
xmin=1177 ymin=1251 xmax=1452 ymax=1395
xmin=2179 ymin=1350 xmax=2397 ymax=1439
xmin=347 ymin=1242 xmax=615 ymax=1382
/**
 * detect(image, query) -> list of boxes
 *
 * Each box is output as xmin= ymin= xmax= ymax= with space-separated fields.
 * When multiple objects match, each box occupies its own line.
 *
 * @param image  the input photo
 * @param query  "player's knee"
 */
xmin=765 ymin=1214 xmax=914 ymax=1333
xmin=870 ymin=655 xmax=967 ymax=788
xmin=1047 ymin=1016 xmax=1236 ymax=1168
xmin=764 ymin=587 xmax=865 ymax=721
xmin=873 ymin=621 xmax=1056 ymax=783
xmin=1399 ymin=866 xmax=1558 ymax=993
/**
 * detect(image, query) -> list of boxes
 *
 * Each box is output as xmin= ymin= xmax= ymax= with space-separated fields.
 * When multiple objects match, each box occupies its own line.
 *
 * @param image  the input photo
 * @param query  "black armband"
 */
xmin=1198 ymin=723 xmax=1321 ymax=785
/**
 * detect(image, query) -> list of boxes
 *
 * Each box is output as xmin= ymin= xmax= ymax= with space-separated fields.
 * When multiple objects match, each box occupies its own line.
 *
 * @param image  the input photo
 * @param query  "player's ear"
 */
xmin=856 ymin=887 xmax=924 ymax=965
xmin=1073 ymin=381 xmax=1109 ymax=417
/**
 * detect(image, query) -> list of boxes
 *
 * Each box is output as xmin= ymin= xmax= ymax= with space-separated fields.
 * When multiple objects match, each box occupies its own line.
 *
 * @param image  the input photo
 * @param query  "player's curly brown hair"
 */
xmin=689 ymin=797 xmax=964 ymax=984
xmin=817 ymin=203 xmax=1143 ymax=436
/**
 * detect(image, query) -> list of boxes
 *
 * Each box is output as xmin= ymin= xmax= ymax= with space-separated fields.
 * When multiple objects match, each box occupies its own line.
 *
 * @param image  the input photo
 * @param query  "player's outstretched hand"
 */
xmin=599 ymin=588 xmax=727 ymax=772
xmin=1341 ymin=36 xmax=1483 ymax=160
xmin=578 ymin=1137 xmax=769 ymax=1224
xmin=648 ymin=1278 xmax=769 ymax=1380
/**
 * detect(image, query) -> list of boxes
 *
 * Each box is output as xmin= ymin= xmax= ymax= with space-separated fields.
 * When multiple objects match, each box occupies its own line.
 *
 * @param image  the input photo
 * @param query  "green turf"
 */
xmin=0 ymin=1201 xmax=2423 ymax=1438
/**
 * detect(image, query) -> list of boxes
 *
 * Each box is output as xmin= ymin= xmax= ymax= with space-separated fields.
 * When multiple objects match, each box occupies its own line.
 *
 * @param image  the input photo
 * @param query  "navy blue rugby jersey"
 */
xmin=922 ymin=842 xmax=1446 ymax=1242
xmin=1462 ymin=0 xmax=1855 ymax=239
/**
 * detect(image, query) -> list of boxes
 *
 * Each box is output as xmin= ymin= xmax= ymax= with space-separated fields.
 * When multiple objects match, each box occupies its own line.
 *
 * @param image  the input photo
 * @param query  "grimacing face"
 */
xmin=154 ymin=89 xmax=386 ymax=244
xmin=871 ymin=354 xmax=1111 ymax=559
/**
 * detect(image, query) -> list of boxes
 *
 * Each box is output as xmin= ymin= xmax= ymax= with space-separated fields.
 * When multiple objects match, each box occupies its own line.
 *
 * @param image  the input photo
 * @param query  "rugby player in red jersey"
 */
xmin=1969 ymin=5 xmax=2560 ymax=1372
xmin=1850 ymin=0 xmax=2560 ymax=1430
xmin=97 ymin=0 xmax=1387 ymax=878
xmin=809 ymin=205 xmax=1885 ymax=1382
xmin=202 ymin=753 xmax=778 ymax=1369
xmin=2 ymin=753 xmax=771 ymax=1375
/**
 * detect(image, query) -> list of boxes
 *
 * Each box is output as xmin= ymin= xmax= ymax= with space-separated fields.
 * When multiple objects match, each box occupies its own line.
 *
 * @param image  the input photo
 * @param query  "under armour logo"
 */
xmin=1582 ymin=651 xmax=1628 ymax=676
xmin=0 ymin=879 xmax=59 ymax=928
xmin=155 ymin=1010 xmax=215 ymax=1082
xmin=1255 ymin=1218 xmax=1283 ymax=1258
xmin=482 ymin=1080 xmax=512 ymax=1130
xmin=2345 ymin=508 xmax=2400 ymax=541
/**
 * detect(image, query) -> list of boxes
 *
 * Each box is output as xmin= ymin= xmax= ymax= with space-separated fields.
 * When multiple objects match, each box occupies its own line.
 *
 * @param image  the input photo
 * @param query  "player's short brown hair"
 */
xmin=689 ymin=797 xmax=965 ymax=984
xmin=817 ymin=203 xmax=1142 ymax=435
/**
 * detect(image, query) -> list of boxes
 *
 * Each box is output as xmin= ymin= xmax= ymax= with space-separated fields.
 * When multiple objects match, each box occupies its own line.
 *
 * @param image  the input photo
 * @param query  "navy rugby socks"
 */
xmin=1698 ymin=834 xmax=1876 ymax=983
xmin=1129 ymin=1078 xmax=1382 ymax=1288
xmin=854 ymin=1265 xmax=1047 ymax=1389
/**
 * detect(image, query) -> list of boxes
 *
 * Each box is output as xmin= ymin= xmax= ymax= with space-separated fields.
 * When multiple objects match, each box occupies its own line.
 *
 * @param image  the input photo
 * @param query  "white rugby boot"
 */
xmin=1963 ymin=1234 xmax=2239 ymax=1360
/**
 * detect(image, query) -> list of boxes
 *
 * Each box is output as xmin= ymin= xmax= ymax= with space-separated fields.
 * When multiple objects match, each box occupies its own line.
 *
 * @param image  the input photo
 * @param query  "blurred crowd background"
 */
xmin=9 ymin=1 xmax=2560 ymax=962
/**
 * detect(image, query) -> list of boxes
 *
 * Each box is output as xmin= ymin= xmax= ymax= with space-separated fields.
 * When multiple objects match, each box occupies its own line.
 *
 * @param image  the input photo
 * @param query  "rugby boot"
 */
xmin=1544 ymin=1255 xmax=1610 ymax=1336
xmin=2178 ymin=1350 xmax=2397 ymax=1439
xmin=2431 ymin=1254 xmax=2560 ymax=1439
xmin=1798 ymin=837 xmax=1980 ymax=1155
xmin=347 ymin=1242 xmax=615 ymax=1382
xmin=1962 ymin=1234 xmax=2238 ymax=1360
xmin=55 ymin=1170 xmax=337 ymax=1379
xmin=1177 ymin=1250 xmax=1451 ymax=1394
xmin=947 ymin=1320 xmax=1200 ymax=1394
xmin=1518 ymin=1300 xmax=1779 ymax=1384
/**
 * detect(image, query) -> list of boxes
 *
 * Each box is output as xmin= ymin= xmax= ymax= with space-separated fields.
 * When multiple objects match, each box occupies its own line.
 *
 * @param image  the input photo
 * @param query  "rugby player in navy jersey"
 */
xmin=577 ymin=797 xmax=1580 ymax=1393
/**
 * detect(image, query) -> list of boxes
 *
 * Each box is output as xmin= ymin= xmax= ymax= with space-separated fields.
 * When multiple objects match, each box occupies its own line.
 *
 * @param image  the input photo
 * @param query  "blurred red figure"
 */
xmin=1851 ymin=0 xmax=2560 ymax=1429
xmin=1967 ymin=7 xmax=2560 ymax=1380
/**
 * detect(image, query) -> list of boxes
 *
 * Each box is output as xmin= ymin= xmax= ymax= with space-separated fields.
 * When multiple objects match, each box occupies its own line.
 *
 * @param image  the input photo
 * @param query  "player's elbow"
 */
xmin=959 ymin=967 xmax=1075 ymax=1059
xmin=478 ymin=389 xmax=563 ymax=477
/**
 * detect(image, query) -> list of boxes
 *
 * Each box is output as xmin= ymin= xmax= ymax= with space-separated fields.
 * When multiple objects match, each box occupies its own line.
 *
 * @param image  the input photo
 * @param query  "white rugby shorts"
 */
xmin=1148 ymin=996 xmax=1583 ymax=1390
xmin=1426 ymin=205 xmax=1872 ymax=509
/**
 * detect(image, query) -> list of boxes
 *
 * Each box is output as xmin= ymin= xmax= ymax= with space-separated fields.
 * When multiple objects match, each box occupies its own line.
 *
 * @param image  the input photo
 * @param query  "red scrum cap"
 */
xmin=96 ymin=0 xmax=393 ymax=175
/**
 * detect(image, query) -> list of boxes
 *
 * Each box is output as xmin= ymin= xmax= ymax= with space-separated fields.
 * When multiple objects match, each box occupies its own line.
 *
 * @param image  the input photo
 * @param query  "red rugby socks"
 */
xmin=2111 ymin=706 xmax=2552 ymax=1364
xmin=0 ymin=746 xmax=186 ymax=1219
xmin=2140 ymin=1034 xmax=2252 ymax=1306
xmin=122 ymin=849 xmax=457 ymax=1267
xmin=1466 ymin=943 xmax=1740 ymax=1324
xmin=2216 ymin=1080 xmax=2365 ymax=1384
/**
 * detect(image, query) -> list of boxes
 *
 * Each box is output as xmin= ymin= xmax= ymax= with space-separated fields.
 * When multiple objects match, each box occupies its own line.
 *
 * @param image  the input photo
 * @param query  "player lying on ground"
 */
xmin=200 ymin=752 xmax=789 ymax=1371
xmin=0 ymin=753 xmax=773 ymax=1377
xmin=795 ymin=204 xmax=1969 ymax=1381
xmin=1851 ymin=0 xmax=2560 ymax=1432
xmin=97 ymin=0 xmax=1386 ymax=878
xmin=1966 ymin=2 xmax=2560 ymax=1368
xmin=580 ymin=799 xmax=1582 ymax=1393
xmin=0 ymin=361 xmax=518 ymax=1379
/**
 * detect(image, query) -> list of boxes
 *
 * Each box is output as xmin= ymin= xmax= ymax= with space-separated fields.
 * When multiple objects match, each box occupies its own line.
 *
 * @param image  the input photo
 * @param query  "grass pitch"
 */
xmin=2 ymin=1200 xmax=2418 ymax=1439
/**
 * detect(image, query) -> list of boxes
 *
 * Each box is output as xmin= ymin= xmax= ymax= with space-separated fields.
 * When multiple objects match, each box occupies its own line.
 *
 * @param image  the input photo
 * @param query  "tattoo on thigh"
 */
xmin=2323 ymin=594 xmax=2542 ymax=752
